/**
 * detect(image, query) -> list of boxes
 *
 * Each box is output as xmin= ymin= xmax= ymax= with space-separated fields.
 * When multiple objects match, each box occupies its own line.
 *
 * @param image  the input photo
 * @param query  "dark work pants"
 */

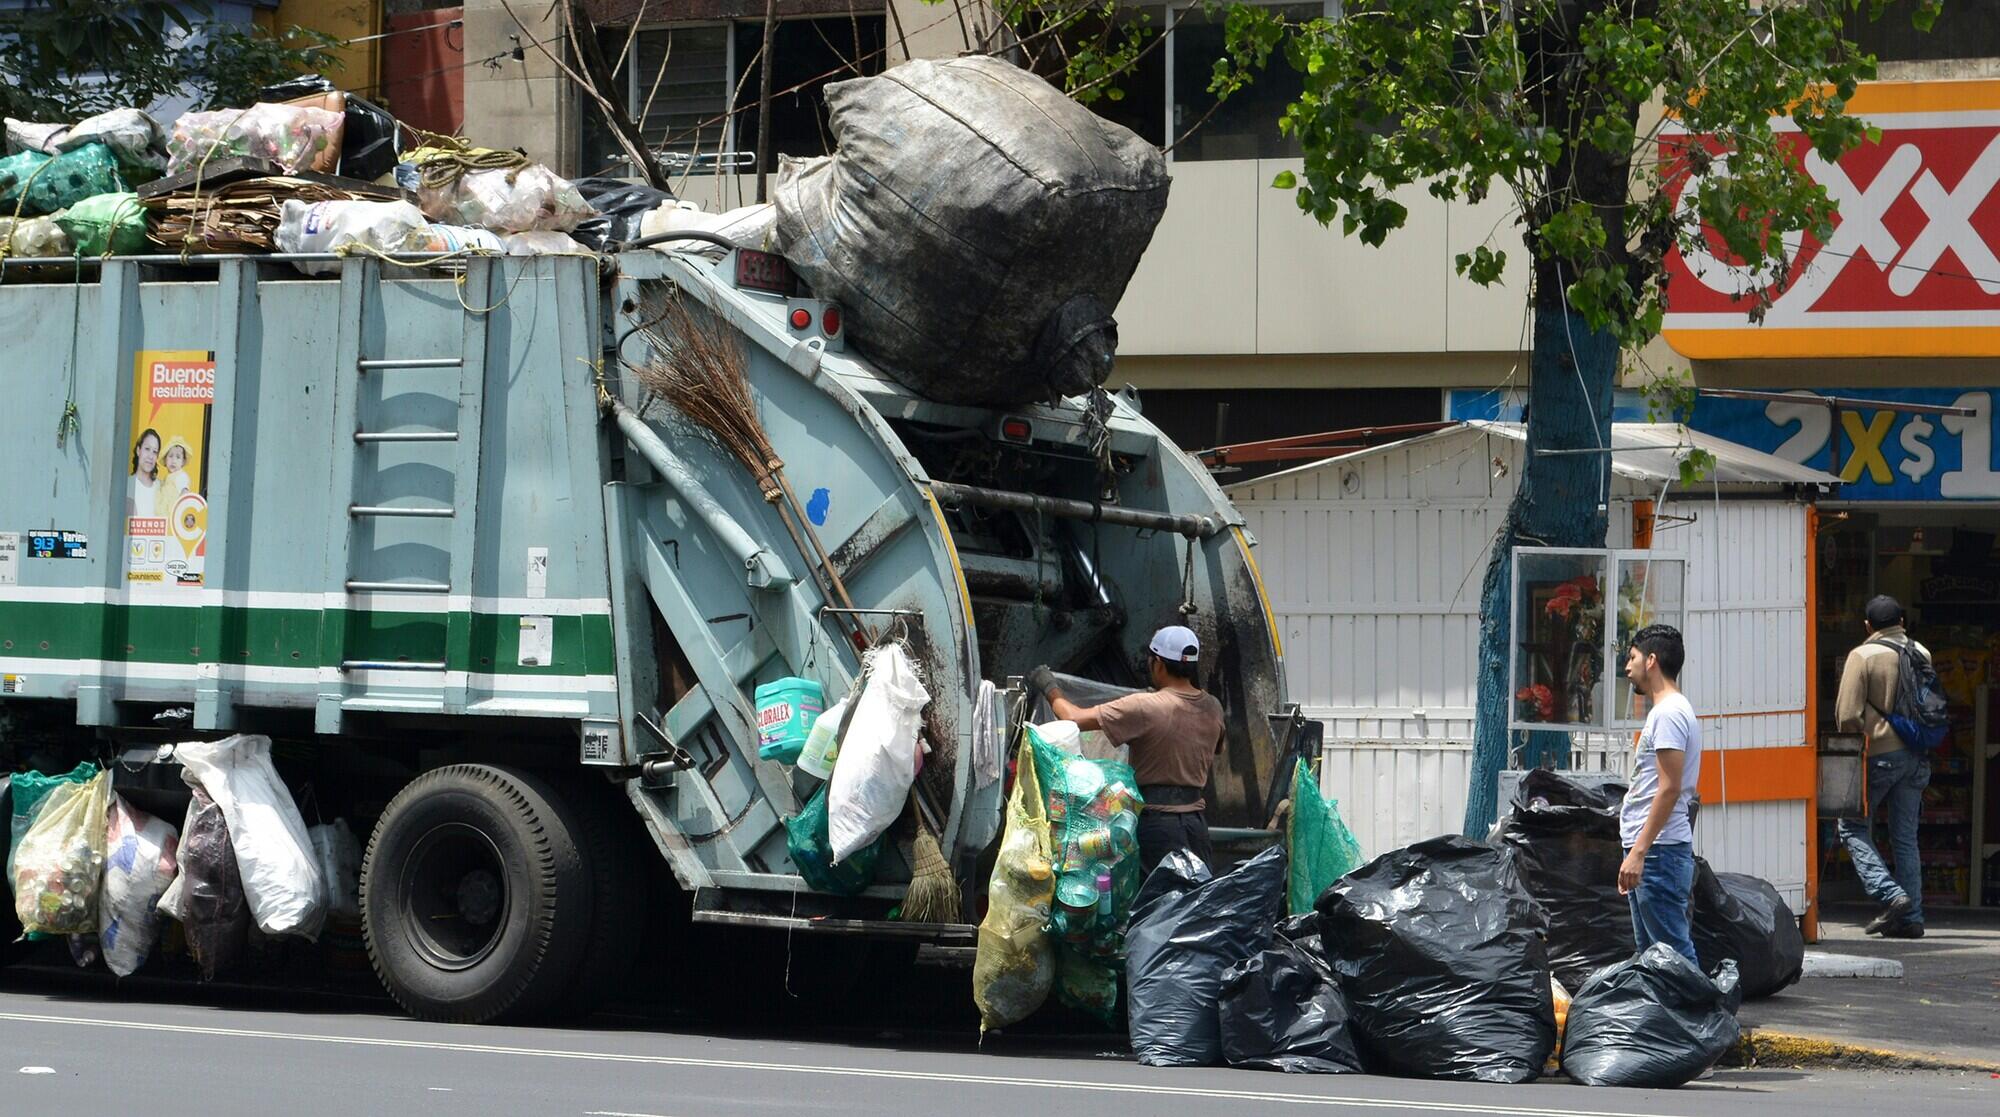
xmin=1138 ymin=808 xmax=1213 ymax=879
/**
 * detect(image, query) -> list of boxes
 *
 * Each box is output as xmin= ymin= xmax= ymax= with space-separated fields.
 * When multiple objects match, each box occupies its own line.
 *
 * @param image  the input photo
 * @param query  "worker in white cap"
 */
xmin=1028 ymin=624 xmax=1225 ymax=875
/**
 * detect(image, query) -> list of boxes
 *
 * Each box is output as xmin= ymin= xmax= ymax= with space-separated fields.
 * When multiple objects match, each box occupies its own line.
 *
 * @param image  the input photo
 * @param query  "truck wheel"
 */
xmin=547 ymin=779 xmax=647 ymax=1020
xmin=360 ymin=764 xmax=592 ymax=1023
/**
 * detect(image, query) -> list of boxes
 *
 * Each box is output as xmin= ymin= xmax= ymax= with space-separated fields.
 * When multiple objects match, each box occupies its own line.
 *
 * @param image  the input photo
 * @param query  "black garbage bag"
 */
xmin=1317 ymin=834 xmax=1557 ymax=1083
xmin=1125 ymin=845 xmax=1287 ymax=1067
xmin=257 ymin=74 xmax=402 ymax=182
xmin=1492 ymin=769 xmax=1635 ymax=991
xmin=1560 ymin=944 xmax=1742 ymax=1087
xmin=573 ymin=177 xmax=676 ymax=244
xmin=179 ymin=786 xmax=251 ymax=981
xmin=1218 ymin=929 xmax=1364 ymax=1074
xmin=1691 ymin=860 xmax=1804 ymax=999
xmin=772 ymin=56 xmax=1169 ymax=407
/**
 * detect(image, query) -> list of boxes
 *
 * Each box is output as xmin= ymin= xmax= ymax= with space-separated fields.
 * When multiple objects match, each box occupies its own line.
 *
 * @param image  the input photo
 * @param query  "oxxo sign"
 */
xmin=1661 ymin=81 xmax=2000 ymax=357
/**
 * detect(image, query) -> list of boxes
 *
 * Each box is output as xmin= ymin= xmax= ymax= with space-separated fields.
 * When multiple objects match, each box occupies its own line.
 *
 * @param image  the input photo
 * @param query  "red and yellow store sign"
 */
xmin=1662 ymin=80 xmax=2000 ymax=359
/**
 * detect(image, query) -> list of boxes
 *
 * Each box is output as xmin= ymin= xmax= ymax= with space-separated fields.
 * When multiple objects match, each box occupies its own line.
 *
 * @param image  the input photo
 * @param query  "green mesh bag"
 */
xmin=1287 ymin=757 xmax=1365 ymax=916
xmin=0 ymin=143 xmax=129 ymax=218
xmin=57 ymin=192 xmax=148 ymax=256
xmin=785 ymin=783 xmax=883 ymax=896
xmin=1025 ymin=724 xmax=1143 ymax=961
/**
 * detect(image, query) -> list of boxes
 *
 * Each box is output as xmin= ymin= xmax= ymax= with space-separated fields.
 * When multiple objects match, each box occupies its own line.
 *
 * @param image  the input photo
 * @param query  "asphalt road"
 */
xmin=1 ymin=975 xmax=1995 ymax=1117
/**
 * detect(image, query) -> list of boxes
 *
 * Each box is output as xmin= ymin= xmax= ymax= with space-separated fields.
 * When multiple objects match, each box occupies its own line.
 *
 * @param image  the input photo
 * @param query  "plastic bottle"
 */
xmin=1096 ymin=870 xmax=1113 ymax=918
xmin=797 ymin=695 xmax=850 ymax=779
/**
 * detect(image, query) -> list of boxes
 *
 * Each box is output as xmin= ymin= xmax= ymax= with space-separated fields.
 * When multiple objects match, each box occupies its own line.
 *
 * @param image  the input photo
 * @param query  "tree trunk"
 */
xmin=1461 ymin=275 xmax=1618 ymax=834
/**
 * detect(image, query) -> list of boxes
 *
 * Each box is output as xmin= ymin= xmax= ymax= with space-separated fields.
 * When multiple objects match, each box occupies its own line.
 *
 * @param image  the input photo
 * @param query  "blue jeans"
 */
xmin=1837 ymin=750 xmax=1931 ymax=927
xmin=1627 ymin=841 xmax=1698 ymax=966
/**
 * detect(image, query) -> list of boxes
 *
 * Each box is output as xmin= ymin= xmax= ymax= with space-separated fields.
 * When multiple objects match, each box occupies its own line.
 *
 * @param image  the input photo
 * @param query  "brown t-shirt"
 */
xmin=1096 ymin=687 xmax=1225 ymax=813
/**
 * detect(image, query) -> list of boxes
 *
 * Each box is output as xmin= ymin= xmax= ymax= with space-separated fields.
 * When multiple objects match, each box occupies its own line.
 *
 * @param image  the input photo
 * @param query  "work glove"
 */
xmin=1026 ymin=664 xmax=1059 ymax=701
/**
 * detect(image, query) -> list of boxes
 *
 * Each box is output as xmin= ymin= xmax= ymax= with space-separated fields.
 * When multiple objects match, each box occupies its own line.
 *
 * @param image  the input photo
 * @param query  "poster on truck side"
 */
xmin=125 ymin=349 xmax=214 ymax=586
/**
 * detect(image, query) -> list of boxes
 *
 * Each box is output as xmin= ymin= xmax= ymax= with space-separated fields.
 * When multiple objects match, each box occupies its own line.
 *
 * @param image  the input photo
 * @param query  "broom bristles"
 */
xmin=903 ymin=824 xmax=961 ymax=924
xmin=633 ymin=287 xmax=779 ymax=478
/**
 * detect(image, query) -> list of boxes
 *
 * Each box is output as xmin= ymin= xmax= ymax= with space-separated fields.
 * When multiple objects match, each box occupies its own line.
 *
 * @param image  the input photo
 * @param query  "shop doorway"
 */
xmin=1816 ymin=505 xmax=2000 ymax=910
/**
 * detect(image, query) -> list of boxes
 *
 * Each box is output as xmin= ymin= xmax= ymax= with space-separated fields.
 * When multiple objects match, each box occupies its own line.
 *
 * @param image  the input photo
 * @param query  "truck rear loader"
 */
xmin=0 ymin=247 xmax=1294 ymax=1022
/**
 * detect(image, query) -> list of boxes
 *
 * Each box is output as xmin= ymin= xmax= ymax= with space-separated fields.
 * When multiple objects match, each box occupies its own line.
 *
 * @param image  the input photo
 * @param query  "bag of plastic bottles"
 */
xmin=12 ymin=770 xmax=111 ymax=936
xmin=98 ymin=795 xmax=180 ymax=977
xmin=973 ymin=739 xmax=1055 ymax=1033
xmin=1286 ymin=758 xmax=1364 ymax=915
xmin=167 ymin=103 xmax=344 ymax=177
xmin=56 ymin=192 xmax=148 ymax=256
xmin=1026 ymin=724 xmax=1144 ymax=961
xmin=0 ymin=143 xmax=129 ymax=217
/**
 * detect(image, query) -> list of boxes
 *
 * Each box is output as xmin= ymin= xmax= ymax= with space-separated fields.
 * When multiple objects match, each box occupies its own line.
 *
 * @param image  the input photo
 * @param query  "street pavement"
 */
xmin=2 ymin=972 xmax=1996 ymax=1117
xmin=1740 ymin=902 xmax=2000 ymax=1067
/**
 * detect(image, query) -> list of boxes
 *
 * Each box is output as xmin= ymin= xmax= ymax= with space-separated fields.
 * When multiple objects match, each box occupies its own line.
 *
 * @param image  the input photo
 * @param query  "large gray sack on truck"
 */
xmin=772 ymin=56 xmax=1170 ymax=406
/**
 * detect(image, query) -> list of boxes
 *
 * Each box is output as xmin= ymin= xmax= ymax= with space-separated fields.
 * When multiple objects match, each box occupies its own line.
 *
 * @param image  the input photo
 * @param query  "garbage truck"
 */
xmin=0 ymin=247 xmax=1296 ymax=1022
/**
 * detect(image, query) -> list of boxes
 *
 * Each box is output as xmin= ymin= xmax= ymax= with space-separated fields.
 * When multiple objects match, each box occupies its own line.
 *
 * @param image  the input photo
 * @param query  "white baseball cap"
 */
xmin=1148 ymin=625 xmax=1201 ymax=663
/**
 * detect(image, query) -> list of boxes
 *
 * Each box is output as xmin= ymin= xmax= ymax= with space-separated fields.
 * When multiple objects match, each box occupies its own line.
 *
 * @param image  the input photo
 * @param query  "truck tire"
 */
xmin=548 ymin=779 xmax=646 ymax=1019
xmin=360 ymin=764 xmax=593 ymax=1023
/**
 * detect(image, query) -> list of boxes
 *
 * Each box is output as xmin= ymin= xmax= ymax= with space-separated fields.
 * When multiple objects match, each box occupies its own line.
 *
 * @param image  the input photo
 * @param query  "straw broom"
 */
xmin=633 ymin=286 xmax=959 ymax=918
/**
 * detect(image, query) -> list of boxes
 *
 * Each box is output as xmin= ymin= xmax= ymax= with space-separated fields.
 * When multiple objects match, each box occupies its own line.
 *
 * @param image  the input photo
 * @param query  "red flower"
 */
xmin=1515 ymin=684 xmax=1556 ymax=720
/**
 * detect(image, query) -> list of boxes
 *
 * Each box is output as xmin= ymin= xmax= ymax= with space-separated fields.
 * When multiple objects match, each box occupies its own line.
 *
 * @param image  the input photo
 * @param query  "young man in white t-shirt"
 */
xmin=1617 ymin=623 xmax=1703 ymax=966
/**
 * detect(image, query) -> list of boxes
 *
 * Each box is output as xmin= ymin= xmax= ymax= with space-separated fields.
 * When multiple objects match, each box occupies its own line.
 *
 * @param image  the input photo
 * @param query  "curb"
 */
xmin=1734 ymin=1028 xmax=2000 ymax=1074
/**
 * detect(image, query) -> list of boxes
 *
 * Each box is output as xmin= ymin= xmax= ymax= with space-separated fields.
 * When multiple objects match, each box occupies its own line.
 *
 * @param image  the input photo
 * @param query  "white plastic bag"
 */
xmin=173 ymin=734 xmax=325 ymax=940
xmin=637 ymin=200 xmax=777 ymax=256
xmin=308 ymin=819 xmax=361 ymax=918
xmin=827 ymin=644 xmax=929 ymax=863
xmin=99 ymin=795 xmax=179 ymax=977
xmin=5 ymin=118 xmax=69 ymax=155
xmin=61 ymin=109 xmax=168 ymax=175
xmin=502 ymin=230 xmax=592 ymax=256
xmin=276 ymin=199 xmax=429 ymax=274
xmin=418 ymin=164 xmax=592 ymax=233
xmin=411 ymin=222 xmax=505 ymax=255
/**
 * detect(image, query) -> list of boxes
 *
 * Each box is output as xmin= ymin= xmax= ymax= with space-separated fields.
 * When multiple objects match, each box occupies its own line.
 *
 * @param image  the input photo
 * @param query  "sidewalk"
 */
xmin=1736 ymin=902 xmax=2000 ymax=1069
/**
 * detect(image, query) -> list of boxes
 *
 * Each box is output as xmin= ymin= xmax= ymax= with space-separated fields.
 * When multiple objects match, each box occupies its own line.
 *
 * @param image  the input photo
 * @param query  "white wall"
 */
xmin=1116 ymin=162 xmax=1532 ymax=357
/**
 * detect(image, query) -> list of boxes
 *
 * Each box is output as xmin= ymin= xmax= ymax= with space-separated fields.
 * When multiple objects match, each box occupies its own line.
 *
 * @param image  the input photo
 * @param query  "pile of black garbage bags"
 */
xmin=1122 ymin=770 xmax=1804 ymax=1087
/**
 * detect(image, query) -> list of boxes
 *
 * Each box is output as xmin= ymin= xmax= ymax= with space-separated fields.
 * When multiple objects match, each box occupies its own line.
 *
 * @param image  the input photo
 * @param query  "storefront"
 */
xmin=1662 ymin=79 xmax=2000 ymax=911
xmin=1689 ymin=393 xmax=2000 ymax=911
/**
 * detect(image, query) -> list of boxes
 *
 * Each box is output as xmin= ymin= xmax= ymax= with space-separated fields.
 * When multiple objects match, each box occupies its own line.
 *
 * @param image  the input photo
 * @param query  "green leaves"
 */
xmin=1456 ymin=245 xmax=1508 ymax=286
xmin=0 ymin=2 xmax=338 ymax=121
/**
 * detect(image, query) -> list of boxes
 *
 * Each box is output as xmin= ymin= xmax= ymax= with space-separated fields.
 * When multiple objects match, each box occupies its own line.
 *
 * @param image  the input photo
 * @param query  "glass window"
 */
xmin=1170 ymin=3 xmax=1317 ymax=161
xmin=1612 ymin=557 xmax=1687 ymax=725
xmin=1511 ymin=550 xmax=1613 ymax=730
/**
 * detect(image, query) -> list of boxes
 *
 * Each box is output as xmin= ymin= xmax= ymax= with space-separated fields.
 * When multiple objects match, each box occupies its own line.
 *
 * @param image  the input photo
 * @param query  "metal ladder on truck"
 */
xmin=316 ymin=257 xmax=495 ymax=735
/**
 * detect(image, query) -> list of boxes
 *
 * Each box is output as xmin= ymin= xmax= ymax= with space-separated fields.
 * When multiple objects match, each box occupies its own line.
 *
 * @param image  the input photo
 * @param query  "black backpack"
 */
xmin=1867 ymin=637 xmax=1951 ymax=754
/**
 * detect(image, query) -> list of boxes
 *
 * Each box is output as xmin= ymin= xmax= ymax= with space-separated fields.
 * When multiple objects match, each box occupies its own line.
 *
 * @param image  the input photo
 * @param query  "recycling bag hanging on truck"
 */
xmin=173 ymin=734 xmax=326 ymax=940
xmin=828 ymin=644 xmax=930 ymax=863
xmin=12 ymin=770 xmax=111 ymax=936
xmin=973 ymin=737 xmax=1057 ymax=1033
xmin=771 ymin=55 xmax=1170 ymax=406
xmin=1317 ymin=835 xmax=1558 ymax=1084
xmin=98 ymin=795 xmax=180 ymax=977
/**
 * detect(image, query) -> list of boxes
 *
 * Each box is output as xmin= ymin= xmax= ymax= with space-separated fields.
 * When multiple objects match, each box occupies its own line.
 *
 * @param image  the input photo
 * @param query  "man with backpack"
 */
xmin=1836 ymin=595 xmax=1949 ymax=939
